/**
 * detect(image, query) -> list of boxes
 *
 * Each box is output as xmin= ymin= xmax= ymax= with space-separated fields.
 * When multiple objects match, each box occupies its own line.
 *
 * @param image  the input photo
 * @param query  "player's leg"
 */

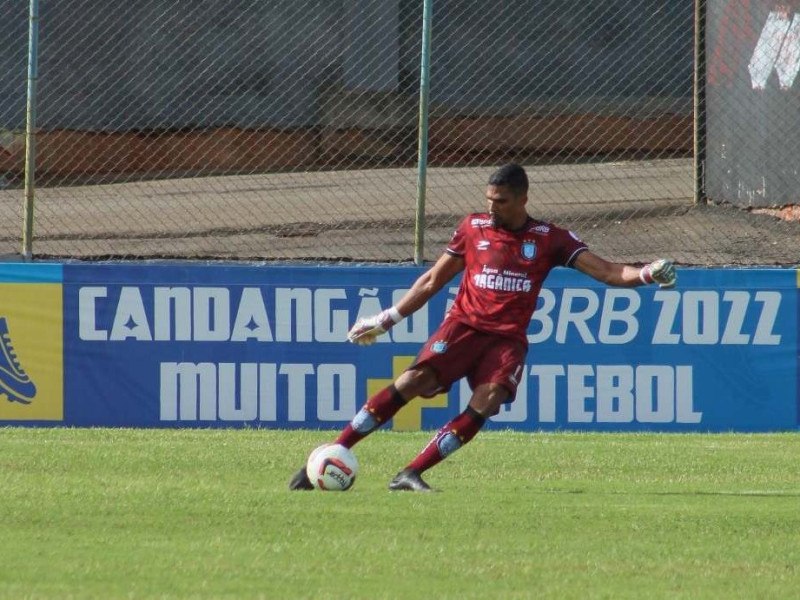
xmin=389 ymin=383 xmax=507 ymax=492
xmin=335 ymin=365 xmax=439 ymax=447
xmin=289 ymin=365 xmax=439 ymax=490
xmin=390 ymin=335 xmax=524 ymax=492
xmin=342 ymin=315 xmax=478 ymax=449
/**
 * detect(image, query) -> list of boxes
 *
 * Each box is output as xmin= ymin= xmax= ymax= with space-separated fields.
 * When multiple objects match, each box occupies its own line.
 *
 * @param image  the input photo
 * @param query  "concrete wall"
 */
xmin=705 ymin=0 xmax=800 ymax=207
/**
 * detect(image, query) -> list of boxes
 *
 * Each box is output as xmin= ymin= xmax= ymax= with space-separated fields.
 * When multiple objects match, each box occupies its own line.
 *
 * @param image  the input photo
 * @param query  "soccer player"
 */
xmin=290 ymin=163 xmax=677 ymax=492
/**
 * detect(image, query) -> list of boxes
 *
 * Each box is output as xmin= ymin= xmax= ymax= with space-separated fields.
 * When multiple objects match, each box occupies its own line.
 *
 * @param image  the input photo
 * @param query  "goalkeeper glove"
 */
xmin=639 ymin=259 xmax=677 ymax=288
xmin=347 ymin=306 xmax=404 ymax=345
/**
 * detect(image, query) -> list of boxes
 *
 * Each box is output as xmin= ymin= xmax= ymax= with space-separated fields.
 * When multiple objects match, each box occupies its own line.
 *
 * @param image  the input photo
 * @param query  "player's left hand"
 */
xmin=641 ymin=259 xmax=677 ymax=288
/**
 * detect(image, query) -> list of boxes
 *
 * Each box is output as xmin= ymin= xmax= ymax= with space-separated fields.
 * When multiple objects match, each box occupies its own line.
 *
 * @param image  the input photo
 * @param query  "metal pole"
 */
xmin=693 ymin=0 xmax=706 ymax=205
xmin=413 ymin=0 xmax=433 ymax=266
xmin=22 ymin=0 xmax=40 ymax=259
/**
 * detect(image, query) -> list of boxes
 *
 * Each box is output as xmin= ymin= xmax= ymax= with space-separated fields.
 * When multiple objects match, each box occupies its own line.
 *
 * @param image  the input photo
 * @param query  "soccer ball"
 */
xmin=305 ymin=444 xmax=359 ymax=491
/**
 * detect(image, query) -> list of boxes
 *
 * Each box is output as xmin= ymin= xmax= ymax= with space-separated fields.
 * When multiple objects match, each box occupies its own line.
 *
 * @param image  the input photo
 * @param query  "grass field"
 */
xmin=2 ymin=428 xmax=799 ymax=599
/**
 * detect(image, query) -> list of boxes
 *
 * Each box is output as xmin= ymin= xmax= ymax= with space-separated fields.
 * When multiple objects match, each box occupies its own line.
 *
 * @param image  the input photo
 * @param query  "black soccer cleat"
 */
xmin=288 ymin=467 xmax=315 ymax=491
xmin=388 ymin=468 xmax=433 ymax=492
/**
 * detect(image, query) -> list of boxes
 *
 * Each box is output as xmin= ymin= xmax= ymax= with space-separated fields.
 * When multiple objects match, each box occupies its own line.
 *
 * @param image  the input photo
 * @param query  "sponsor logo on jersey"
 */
xmin=472 ymin=271 xmax=533 ymax=292
xmin=531 ymin=224 xmax=550 ymax=234
xmin=521 ymin=241 xmax=537 ymax=260
xmin=470 ymin=217 xmax=492 ymax=227
xmin=431 ymin=340 xmax=448 ymax=354
xmin=476 ymin=240 xmax=490 ymax=251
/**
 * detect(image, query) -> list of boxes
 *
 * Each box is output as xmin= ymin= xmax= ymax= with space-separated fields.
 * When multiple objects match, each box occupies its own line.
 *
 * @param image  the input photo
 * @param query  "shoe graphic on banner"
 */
xmin=0 ymin=317 xmax=36 ymax=404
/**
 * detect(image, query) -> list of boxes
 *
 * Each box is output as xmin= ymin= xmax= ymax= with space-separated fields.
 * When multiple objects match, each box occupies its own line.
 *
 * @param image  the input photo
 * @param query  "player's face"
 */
xmin=486 ymin=184 xmax=527 ymax=230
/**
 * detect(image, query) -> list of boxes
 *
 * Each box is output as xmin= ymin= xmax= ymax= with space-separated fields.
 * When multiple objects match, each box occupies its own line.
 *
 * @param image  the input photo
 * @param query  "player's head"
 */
xmin=488 ymin=163 xmax=529 ymax=196
xmin=486 ymin=163 xmax=529 ymax=230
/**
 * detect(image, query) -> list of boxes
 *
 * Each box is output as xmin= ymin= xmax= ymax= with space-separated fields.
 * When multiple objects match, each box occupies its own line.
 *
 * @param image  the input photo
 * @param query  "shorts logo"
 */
xmin=521 ymin=241 xmax=537 ymax=260
xmin=431 ymin=340 xmax=448 ymax=354
xmin=508 ymin=364 xmax=523 ymax=386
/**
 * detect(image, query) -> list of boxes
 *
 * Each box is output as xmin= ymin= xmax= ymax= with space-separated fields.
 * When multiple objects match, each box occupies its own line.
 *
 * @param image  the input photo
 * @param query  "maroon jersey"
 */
xmin=445 ymin=213 xmax=588 ymax=344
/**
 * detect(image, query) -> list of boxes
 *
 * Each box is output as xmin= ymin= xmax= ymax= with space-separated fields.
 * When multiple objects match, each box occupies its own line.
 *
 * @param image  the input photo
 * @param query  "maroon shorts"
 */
xmin=410 ymin=318 xmax=527 ymax=401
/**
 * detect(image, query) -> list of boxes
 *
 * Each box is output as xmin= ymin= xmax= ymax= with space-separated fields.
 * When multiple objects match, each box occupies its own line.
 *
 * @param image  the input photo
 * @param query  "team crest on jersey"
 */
xmin=521 ymin=241 xmax=537 ymax=260
xmin=431 ymin=340 xmax=448 ymax=354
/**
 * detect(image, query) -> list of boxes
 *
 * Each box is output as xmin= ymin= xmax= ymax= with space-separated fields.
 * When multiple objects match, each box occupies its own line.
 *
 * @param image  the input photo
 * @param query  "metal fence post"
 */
xmin=413 ymin=0 xmax=433 ymax=266
xmin=22 ymin=0 xmax=40 ymax=259
xmin=693 ymin=0 xmax=706 ymax=205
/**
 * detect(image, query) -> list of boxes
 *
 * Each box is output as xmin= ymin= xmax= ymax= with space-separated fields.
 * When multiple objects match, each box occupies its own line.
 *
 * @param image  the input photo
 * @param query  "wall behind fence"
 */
xmin=706 ymin=0 xmax=800 ymax=208
xmin=0 ymin=1 xmax=797 ymax=265
xmin=0 ymin=262 xmax=796 ymax=432
xmin=1 ymin=1 xmax=693 ymax=131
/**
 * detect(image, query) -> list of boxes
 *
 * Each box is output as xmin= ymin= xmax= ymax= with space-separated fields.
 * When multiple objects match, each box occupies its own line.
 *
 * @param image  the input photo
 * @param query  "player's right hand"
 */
xmin=347 ymin=310 xmax=397 ymax=345
xmin=641 ymin=259 xmax=677 ymax=288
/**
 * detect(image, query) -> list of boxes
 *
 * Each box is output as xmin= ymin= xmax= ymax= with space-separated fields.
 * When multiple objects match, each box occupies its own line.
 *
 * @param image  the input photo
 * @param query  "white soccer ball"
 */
xmin=306 ymin=443 xmax=359 ymax=491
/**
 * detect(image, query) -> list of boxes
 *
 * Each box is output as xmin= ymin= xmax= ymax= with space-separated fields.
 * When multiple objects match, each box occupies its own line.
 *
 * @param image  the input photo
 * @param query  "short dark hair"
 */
xmin=488 ymin=163 xmax=528 ymax=195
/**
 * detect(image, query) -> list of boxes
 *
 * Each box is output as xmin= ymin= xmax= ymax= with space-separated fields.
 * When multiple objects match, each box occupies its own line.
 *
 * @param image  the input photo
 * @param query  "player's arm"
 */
xmin=347 ymin=252 xmax=465 ymax=345
xmin=394 ymin=252 xmax=465 ymax=316
xmin=573 ymin=251 xmax=676 ymax=288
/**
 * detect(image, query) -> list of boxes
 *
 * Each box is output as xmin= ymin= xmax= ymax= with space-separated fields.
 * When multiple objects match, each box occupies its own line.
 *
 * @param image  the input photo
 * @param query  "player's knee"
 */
xmin=470 ymin=384 xmax=510 ymax=417
xmin=397 ymin=366 xmax=439 ymax=398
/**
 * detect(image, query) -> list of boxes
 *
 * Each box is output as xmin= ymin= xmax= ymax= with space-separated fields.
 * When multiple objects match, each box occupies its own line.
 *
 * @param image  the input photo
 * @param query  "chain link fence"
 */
xmin=0 ymin=0 xmax=797 ymax=265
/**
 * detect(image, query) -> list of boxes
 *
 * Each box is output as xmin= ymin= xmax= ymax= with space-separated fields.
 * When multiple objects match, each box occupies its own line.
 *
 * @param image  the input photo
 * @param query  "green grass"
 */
xmin=1 ymin=429 xmax=799 ymax=599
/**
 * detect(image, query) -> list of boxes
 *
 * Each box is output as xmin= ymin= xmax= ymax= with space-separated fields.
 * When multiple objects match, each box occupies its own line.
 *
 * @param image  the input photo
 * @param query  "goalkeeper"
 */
xmin=290 ymin=163 xmax=677 ymax=492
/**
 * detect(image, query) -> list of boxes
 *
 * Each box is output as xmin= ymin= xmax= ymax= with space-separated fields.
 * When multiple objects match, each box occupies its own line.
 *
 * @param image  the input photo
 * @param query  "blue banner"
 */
xmin=0 ymin=262 xmax=797 ymax=431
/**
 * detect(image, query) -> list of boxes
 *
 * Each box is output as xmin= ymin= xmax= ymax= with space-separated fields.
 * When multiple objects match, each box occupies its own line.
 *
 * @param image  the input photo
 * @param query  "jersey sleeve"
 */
xmin=445 ymin=216 xmax=470 ymax=256
xmin=554 ymin=228 xmax=589 ymax=267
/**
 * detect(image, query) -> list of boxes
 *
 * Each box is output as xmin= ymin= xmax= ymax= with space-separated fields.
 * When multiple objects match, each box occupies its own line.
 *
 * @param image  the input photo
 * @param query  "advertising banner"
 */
xmin=0 ymin=262 xmax=796 ymax=431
